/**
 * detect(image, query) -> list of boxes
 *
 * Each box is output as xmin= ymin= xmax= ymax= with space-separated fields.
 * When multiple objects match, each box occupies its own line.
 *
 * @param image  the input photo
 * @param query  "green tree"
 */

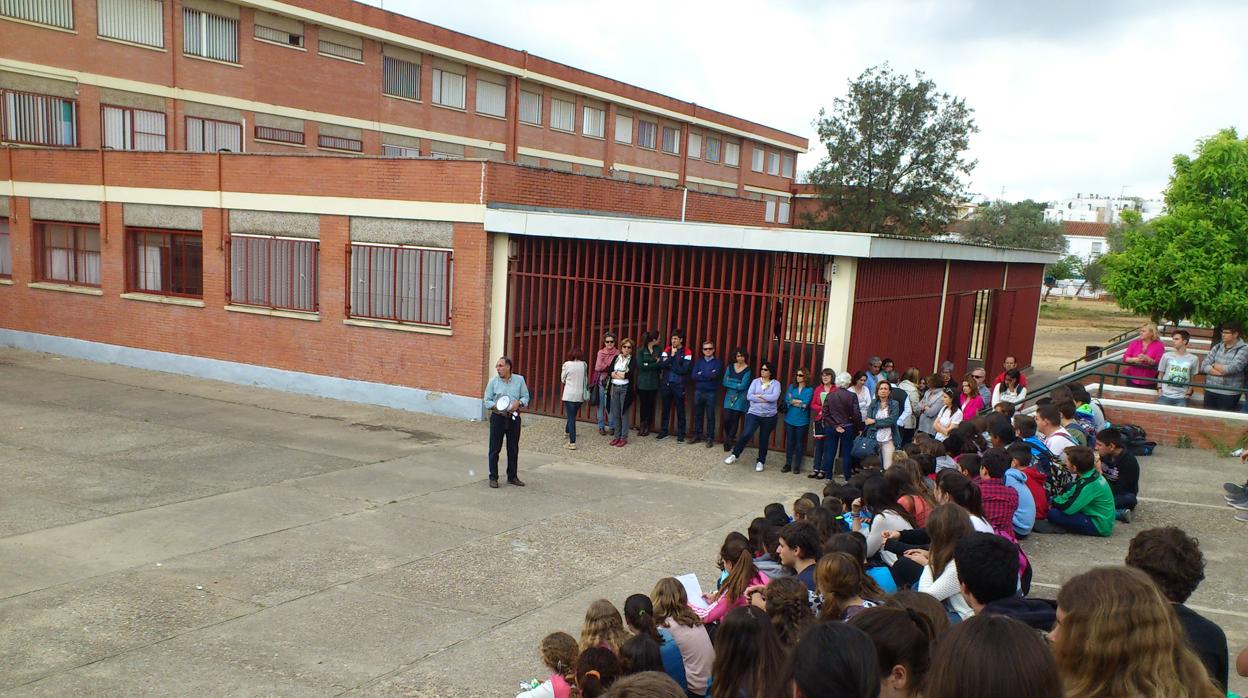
xmin=1104 ymin=128 xmax=1248 ymax=324
xmin=1043 ymin=254 xmax=1081 ymax=301
xmin=804 ymin=64 xmax=979 ymax=236
xmin=959 ymin=199 xmax=1068 ymax=252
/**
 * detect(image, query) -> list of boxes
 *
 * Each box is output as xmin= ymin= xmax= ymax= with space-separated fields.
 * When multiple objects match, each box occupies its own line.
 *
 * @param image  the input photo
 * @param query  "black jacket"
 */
xmin=980 ymin=596 xmax=1057 ymax=631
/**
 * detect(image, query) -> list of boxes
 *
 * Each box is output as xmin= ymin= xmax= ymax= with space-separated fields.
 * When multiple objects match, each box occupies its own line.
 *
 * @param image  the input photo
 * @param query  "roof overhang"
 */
xmin=483 ymin=208 xmax=1063 ymax=264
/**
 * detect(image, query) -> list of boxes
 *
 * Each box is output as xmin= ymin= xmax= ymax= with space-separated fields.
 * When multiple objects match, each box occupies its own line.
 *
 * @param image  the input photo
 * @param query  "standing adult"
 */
xmin=992 ymin=356 xmax=1029 ymax=389
xmin=958 ymin=374 xmax=985 ymax=419
xmin=608 ymin=339 xmax=636 ymax=447
xmin=850 ymin=371 xmax=872 ymax=415
xmin=483 ymin=356 xmax=529 ymax=488
xmin=1200 ymin=322 xmax=1248 ymax=411
xmin=1122 ymin=324 xmax=1166 ymax=389
xmin=865 ymin=381 xmax=902 ymax=468
xmin=918 ymin=374 xmax=947 ymax=437
xmin=896 ymin=368 xmax=922 ymax=445
xmin=656 ymin=330 xmax=693 ymax=441
xmin=881 ymin=358 xmax=899 ymax=385
xmin=636 ymin=331 xmax=662 ymax=436
xmin=1156 ymin=330 xmax=1199 ymax=406
xmin=721 ymin=348 xmax=752 ymax=452
xmin=724 ymin=360 xmax=782 ymax=472
xmin=782 ymin=368 xmax=814 ymax=474
xmin=819 ymin=372 xmax=864 ymax=481
xmin=689 ymin=340 xmax=724 ymax=448
xmin=810 ymin=369 xmax=836 ymax=479
xmin=592 ymin=333 xmax=619 ymax=436
xmin=560 ymin=348 xmax=588 ymax=451
xmin=865 ymin=357 xmax=885 ymax=394
xmin=939 ymin=360 xmax=956 ymax=386
xmin=932 ymin=388 xmax=962 ymax=443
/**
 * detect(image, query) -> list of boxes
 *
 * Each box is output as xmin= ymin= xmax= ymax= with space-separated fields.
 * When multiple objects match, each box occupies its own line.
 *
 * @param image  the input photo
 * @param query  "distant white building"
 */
xmin=1044 ymin=193 xmax=1163 ymax=224
xmin=1062 ymin=221 xmax=1111 ymax=260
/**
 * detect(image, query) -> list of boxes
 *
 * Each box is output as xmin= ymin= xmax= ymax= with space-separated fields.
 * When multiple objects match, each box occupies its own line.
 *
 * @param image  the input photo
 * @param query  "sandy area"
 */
xmin=1030 ymin=299 xmax=1148 ymax=373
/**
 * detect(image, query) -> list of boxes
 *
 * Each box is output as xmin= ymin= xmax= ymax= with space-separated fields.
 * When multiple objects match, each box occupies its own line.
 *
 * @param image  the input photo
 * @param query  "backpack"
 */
xmin=1023 ymin=435 xmax=1076 ymax=498
xmin=1117 ymin=424 xmax=1156 ymax=457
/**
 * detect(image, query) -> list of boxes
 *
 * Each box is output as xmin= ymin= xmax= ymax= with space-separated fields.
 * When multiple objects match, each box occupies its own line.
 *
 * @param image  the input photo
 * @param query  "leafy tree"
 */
xmin=804 ymin=64 xmax=979 ymax=236
xmin=959 ymin=199 xmax=1068 ymax=252
xmin=1043 ymin=255 xmax=1081 ymax=301
xmin=1104 ymin=128 xmax=1248 ymax=324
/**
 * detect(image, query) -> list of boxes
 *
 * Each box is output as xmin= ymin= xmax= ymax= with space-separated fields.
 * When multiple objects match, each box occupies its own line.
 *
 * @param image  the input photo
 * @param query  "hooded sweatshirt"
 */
xmin=1023 ymin=467 xmax=1049 ymax=521
xmin=1004 ymin=468 xmax=1036 ymax=536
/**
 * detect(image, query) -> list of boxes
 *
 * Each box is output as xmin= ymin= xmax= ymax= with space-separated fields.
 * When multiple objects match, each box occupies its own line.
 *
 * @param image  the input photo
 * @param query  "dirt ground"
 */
xmin=1030 ymin=298 xmax=1149 ymax=374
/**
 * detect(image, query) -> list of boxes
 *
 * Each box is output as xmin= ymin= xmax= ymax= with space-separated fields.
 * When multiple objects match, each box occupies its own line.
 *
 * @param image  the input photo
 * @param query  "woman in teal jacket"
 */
xmin=783 ymin=369 xmax=814 ymax=474
xmin=720 ymin=348 xmax=752 ymax=452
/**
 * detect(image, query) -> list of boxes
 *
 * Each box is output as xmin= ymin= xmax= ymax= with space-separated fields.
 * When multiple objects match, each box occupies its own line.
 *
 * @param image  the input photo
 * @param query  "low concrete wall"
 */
xmin=1097 ymin=397 xmax=1248 ymax=449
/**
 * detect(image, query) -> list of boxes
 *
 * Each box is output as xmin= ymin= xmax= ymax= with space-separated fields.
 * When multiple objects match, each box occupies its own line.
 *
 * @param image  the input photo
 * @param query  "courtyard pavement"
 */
xmin=0 ymin=347 xmax=1244 ymax=696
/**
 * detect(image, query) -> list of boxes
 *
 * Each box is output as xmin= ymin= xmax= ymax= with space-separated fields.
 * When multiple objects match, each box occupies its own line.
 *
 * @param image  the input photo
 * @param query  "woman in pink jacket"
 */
xmin=1122 ymin=324 xmax=1165 ymax=388
xmin=694 ymin=538 xmax=770 ymax=625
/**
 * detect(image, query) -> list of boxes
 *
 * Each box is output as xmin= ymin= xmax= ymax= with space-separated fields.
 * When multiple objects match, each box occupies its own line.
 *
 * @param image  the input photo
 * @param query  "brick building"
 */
xmin=0 ymin=1 xmax=1057 ymax=430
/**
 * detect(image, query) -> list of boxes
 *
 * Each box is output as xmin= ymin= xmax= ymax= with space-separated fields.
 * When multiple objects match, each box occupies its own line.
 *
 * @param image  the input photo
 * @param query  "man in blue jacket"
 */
xmin=656 ymin=330 xmax=693 ymax=442
xmin=689 ymin=340 xmax=724 ymax=448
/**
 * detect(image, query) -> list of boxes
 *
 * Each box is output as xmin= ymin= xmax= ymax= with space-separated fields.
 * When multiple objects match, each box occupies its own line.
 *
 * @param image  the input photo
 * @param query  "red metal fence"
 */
xmin=506 ymin=237 xmax=831 ymax=446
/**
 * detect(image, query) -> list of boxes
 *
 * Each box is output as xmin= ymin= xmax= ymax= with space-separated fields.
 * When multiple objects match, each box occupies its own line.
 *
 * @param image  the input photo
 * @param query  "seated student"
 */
xmin=649 ymin=578 xmax=714 ymax=698
xmin=886 ymin=462 xmax=937 ymax=527
xmin=1054 ymin=400 xmax=1091 ymax=448
xmin=1033 ymin=446 xmax=1114 ymax=536
xmin=902 ymin=504 xmax=976 ymax=621
xmin=1126 ymin=527 xmax=1229 ymax=692
xmin=954 ymin=533 xmax=1055 ymax=631
xmin=790 ymin=623 xmax=881 ymax=698
xmin=992 ymin=399 xmax=1016 ymax=421
xmin=820 ymin=495 xmax=855 ymax=534
xmin=1095 ymin=427 xmax=1140 ymax=523
xmin=925 ymin=615 xmax=1063 ymax=698
xmin=602 ymin=672 xmax=685 ymax=698
xmin=1013 ymin=414 xmax=1064 ymax=489
xmin=848 ymin=454 xmax=884 ymax=490
xmin=884 ymin=590 xmax=951 ymax=635
xmin=1004 ymin=442 xmax=1038 ymax=536
xmin=695 ymin=539 xmax=769 ymax=624
xmin=518 ymin=632 xmax=579 ymax=698
xmin=853 ymin=476 xmax=917 ymax=564
xmin=816 ymin=552 xmax=882 ymax=621
xmin=764 ymin=502 xmax=790 ymax=528
xmin=747 ymin=517 xmax=792 ymax=580
xmin=575 ymin=647 xmax=622 ymax=698
xmin=975 ymin=448 xmax=1020 ymax=540
xmin=848 ymin=606 xmax=937 ymax=698
xmin=707 ymin=606 xmax=786 ymax=698
xmin=805 ymin=506 xmax=840 ymax=544
xmin=987 ymin=418 xmax=1016 ymax=449
xmin=954 ymin=453 xmax=980 ymax=479
xmin=618 ymin=634 xmax=664 ymax=675
xmin=713 ymin=532 xmax=749 ymax=591
xmin=935 ymin=470 xmax=994 ymax=534
xmin=793 ymin=496 xmax=816 ymax=521
xmin=623 ymin=594 xmax=687 ymax=692
xmin=1066 ymin=381 xmax=1105 ymax=431
xmin=748 ymin=576 xmax=814 ymax=650
xmin=777 ymin=521 xmax=823 ymax=612
xmin=826 ymin=531 xmax=897 ymax=595
xmin=581 ymin=599 xmax=630 ymax=653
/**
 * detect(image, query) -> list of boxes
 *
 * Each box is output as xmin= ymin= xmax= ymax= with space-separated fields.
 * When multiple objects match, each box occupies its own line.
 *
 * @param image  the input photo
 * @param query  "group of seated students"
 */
xmin=519 ymin=486 xmax=1238 ymax=698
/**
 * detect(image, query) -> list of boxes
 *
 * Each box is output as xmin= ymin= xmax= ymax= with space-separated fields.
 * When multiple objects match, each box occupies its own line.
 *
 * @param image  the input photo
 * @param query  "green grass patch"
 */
xmin=1038 ymin=301 xmax=1147 ymax=324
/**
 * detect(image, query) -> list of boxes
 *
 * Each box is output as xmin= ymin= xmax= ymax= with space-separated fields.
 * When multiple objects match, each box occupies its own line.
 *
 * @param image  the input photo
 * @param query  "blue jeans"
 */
xmin=733 ymin=413 xmax=778 ymax=464
xmin=1155 ymin=395 xmax=1188 ymax=406
xmin=596 ymin=383 xmax=610 ymax=428
xmin=660 ymin=385 xmax=687 ymax=438
xmin=563 ymin=400 xmax=580 ymax=443
xmin=822 ymin=425 xmax=857 ymax=479
xmin=691 ymin=391 xmax=717 ymax=441
xmin=1046 ymin=508 xmax=1103 ymax=536
xmin=784 ymin=424 xmax=807 ymax=471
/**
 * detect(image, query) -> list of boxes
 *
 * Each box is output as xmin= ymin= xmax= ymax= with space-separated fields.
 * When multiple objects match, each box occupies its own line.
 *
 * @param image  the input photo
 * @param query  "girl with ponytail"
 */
xmin=695 ymin=538 xmax=770 ymax=625
xmin=574 ymin=647 xmax=621 ymax=698
xmin=517 ymin=632 xmax=578 ymax=698
xmin=623 ymin=593 xmax=687 ymax=692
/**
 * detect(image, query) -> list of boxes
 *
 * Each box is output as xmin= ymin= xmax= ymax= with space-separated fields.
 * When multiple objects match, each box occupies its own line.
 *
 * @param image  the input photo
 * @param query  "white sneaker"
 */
xmin=724 ymin=454 xmax=738 ymax=464
xmin=755 ymin=462 xmax=764 ymax=472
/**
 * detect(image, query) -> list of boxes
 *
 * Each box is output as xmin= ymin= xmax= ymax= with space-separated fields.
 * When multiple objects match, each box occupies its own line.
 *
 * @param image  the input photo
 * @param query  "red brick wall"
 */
xmin=1100 ymin=402 xmax=1247 ymax=450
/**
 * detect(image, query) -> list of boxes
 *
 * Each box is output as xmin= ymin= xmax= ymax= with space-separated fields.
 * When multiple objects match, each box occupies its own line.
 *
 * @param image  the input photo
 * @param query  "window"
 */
xmin=382 ymin=143 xmax=419 ymax=158
xmin=476 ymin=79 xmax=506 ymax=118
xmin=637 ymin=120 xmax=657 ymax=149
xmin=767 ymin=151 xmax=779 ymax=175
xmin=778 ymin=200 xmax=791 ymax=224
xmin=254 ymin=22 xmax=303 ymax=48
xmin=1 ymin=0 xmax=73 ymax=29
xmin=182 ymin=7 xmax=239 ymax=63
xmin=186 ymin=116 xmax=242 ymax=152
xmin=318 ymin=134 xmax=362 ymax=152
xmin=99 ymin=0 xmax=163 ymax=47
xmin=614 ymin=114 xmax=632 ymax=144
xmin=127 ymin=229 xmax=203 ymax=298
xmin=519 ymin=90 xmax=541 ymax=125
xmin=0 ymin=218 xmax=10 ymax=278
xmin=751 ymin=146 xmax=764 ymax=172
xmin=349 ymin=243 xmax=452 ymax=326
xmin=429 ymin=147 xmax=462 ymax=160
xmin=431 ymin=68 xmax=466 ymax=109
xmin=764 ymin=200 xmax=776 ymax=223
xmin=318 ymin=38 xmax=362 ymax=62
xmin=725 ymin=141 xmax=740 ymax=167
xmin=1091 ymin=241 xmax=1104 ymax=256
xmin=582 ymin=106 xmax=604 ymax=138
xmin=550 ymin=98 xmax=574 ymax=132
xmin=661 ymin=126 xmax=679 ymax=155
xmin=706 ymin=136 xmax=721 ymax=163
xmin=686 ymin=132 xmax=701 ymax=160
xmin=255 ymin=124 xmax=304 ymax=145
xmin=229 ymin=235 xmax=318 ymax=312
xmin=36 ymin=223 xmax=101 ymax=286
xmin=102 ymin=105 xmax=166 ymax=151
xmin=781 ymin=154 xmax=794 ymax=178
xmin=383 ymin=56 xmax=420 ymax=100
xmin=1 ymin=90 xmax=77 ymax=146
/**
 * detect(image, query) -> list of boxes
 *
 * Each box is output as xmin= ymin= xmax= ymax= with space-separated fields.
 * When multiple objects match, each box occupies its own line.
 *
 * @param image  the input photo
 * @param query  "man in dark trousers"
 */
xmin=689 ymin=340 xmax=723 ymax=447
xmin=482 ymin=356 xmax=530 ymax=488
xmin=656 ymin=330 xmax=693 ymax=442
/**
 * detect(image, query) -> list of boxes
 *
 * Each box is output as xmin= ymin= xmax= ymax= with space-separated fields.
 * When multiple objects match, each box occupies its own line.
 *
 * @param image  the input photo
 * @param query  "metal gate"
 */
xmin=506 ymin=236 xmax=831 ymax=445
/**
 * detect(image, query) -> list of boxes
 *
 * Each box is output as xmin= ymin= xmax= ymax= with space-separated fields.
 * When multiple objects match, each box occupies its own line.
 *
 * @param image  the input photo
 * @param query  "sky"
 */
xmin=358 ymin=0 xmax=1247 ymax=204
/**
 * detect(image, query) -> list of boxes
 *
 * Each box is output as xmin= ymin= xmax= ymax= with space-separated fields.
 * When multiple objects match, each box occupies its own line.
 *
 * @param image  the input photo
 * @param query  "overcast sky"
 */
xmin=361 ymin=0 xmax=1246 ymax=204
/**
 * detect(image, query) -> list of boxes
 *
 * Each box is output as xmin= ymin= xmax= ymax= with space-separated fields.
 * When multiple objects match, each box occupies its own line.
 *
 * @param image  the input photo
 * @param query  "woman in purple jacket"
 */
xmin=724 ymin=360 xmax=783 ymax=472
xmin=819 ymin=372 xmax=865 ymax=482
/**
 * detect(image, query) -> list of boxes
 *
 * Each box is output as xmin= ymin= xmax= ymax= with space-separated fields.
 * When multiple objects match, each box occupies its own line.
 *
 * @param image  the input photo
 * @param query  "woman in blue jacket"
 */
xmin=720 ymin=348 xmax=752 ymax=453
xmin=864 ymin=381 xmax=903 ymax=468
xmin=782 ymin=368 xmax=814 ymax=474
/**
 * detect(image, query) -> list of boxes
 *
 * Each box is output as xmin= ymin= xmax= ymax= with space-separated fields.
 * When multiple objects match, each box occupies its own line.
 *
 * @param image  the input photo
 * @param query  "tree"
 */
xmin=1043 ymin=255 xmax=1081 ymax=301
xmin=1103 ymin=128 xmax=1248 ymax=324
xmin=804 ymin=64 xmax=979 ymax=236
xmin=1075 ymin=257 xmax=1106 ymax=296
xmin=958 ymin=199 xmax=1068 ymax=252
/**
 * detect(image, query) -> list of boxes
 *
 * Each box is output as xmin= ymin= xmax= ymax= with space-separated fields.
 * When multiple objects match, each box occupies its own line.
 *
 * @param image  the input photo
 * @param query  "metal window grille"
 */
xmin=255 ymin=124 xmax=304 ymax=145
xmin=767 ymin=151 xmax=779 ymax=175
xmin=186 ymin=116 xmax=242 ymax=152
xmin=782 ymin=155 xmax=794 ymax=178
xmin=102 ymin=105 xmax=167 ymax=151
xmin=182 ymin=8 xmax=238 ymax=63
xmin=968 ymin=289 xmax=993 ymax=361
xmin=318 ymin=39 xmax=362 ymax=62
xmin=0 ymin=218 xmax=11 ymax=277
xmin=431 ymin=69 xmax=466 ymax=109
xmin=518 ymin=90 xmax=541 ymax=125
xmin=254 ymin=23 xmax=302 ymax=47
xmin=317 ymin=134 xmax=362 ymax=152
xmin=1 ymin=0 xmax=73 ymax=28
xmin=687 ymin=132 xmax=701 ymax=159
xmin=706 ymin=136 xmax=721 ymax=163
xmin=581 ymin=106 xmax=604 ymax=138
xmin=36 ymin=222 xmax=101 ymax=286
xmin=126 ymin=228 xmax=203 ymax=298
xmin=229 ymin=235 xmax=318 ymax=312
xmin=751 ymin=147 xmax=764 ymax=172
xmin=382 ymin=143 xmax=419 ymax=158
xmin=637 ymin=121 xmax=656 ymax=149
xmin=661 ymin=126 xmax=679 ymax=155
xmin=475 ymin=79 xmax=506 ymax=117
xmin=725 ymin=141 xmax=740 ymax=167
xmin=550 ymin=98 xmax=574 ymax=131
xmin=348 ymin=243 xmax=452 ymax=326
xmin=98 ymin=0 xmax=163 ymax=47
xmin=382 ymin=56 xmax=419 ymax=100
xmin=614 ymin=114 xmax=632 ymax=144
xmin=1 ymin=90 xmax=78 ymax=146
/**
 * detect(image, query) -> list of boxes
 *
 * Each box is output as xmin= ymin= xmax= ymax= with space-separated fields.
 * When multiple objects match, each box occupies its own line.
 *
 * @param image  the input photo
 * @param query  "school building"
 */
xmin=0 ymin=0 xmax=1058 ymax=424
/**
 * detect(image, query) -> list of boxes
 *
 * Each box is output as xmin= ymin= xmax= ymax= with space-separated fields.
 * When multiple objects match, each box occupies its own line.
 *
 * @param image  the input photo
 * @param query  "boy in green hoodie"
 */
xmin=1033 ymin=445 xmax=1115 ymax=536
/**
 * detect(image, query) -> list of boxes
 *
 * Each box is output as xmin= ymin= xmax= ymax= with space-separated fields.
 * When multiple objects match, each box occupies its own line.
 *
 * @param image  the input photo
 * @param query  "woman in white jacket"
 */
xmin=904 ymin=504 xmax=975 ymax=621
xmin=897 ymin=368 xmax=922 ymax=444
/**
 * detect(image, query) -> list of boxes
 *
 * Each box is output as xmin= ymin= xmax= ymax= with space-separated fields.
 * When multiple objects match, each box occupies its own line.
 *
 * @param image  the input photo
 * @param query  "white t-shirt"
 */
xmin=1158 ymin=352 xmax=1200 ymax=400
xmin=611 ymin=355 xmax=630 ymax=385
xmin=875 ymin=404 xmax=892 ymax=443
xmin=1045 ymin=429 xmax=1076 ymax=457
xmin=933 ymin=406 xmax=962 ymax=442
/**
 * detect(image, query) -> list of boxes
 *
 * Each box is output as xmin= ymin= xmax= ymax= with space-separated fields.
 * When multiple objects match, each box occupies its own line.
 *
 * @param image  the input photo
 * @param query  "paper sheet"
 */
xmin=676 ymin=572 xmax=711 ymax=611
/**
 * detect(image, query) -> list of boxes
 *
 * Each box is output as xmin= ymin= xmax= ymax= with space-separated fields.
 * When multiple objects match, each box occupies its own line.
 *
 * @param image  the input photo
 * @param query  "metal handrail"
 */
xmin=1029 ymin=359 xmax=1248 ymax=405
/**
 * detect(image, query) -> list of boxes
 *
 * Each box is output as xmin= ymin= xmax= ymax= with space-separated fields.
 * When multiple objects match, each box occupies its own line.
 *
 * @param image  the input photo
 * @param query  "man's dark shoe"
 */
xmin=677 ymin=436 xmax=685 ymax=443
xmin=655 ymin=433 xmax=668 ymax=440
xmin=706 ymin=440 xmax=714 ymax=448
xmin=508 ymin=478 xmax=526 ymax=487
xmin=488 ymin=479 xmax=499 ymax=489
xmin=723 ymin=443 xmax=731 ymax=452
xmin=781 ymin=465 xmax=792 ymax=473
